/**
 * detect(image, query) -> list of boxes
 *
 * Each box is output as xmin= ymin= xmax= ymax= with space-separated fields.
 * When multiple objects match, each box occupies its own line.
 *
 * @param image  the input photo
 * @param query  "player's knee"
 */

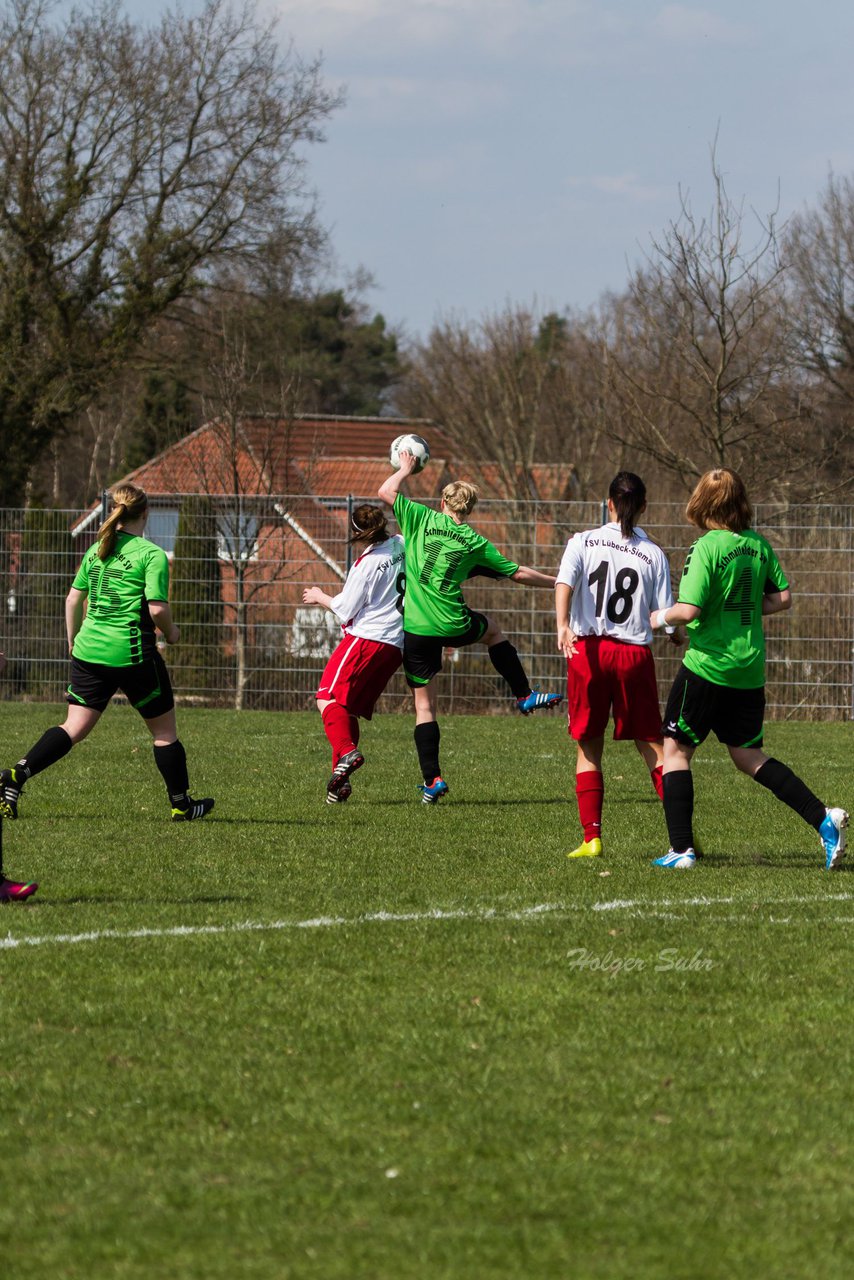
xmin=483 ymin=619 xmax=505 ymax=646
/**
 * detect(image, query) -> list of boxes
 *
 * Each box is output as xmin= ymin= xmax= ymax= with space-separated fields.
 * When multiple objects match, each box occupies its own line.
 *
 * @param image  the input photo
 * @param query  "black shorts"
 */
xmin=663 ymin=665 xmax=765 ymax=749
xmin=67 ymin=653 xmax=175 ymax=718
xmin=403 ymin=612 xmax=489 ymax=687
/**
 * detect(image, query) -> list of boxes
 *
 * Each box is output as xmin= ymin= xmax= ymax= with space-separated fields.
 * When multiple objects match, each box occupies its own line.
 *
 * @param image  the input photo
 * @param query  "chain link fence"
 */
xmin=1 ymin=496 xmax=852 ymax=719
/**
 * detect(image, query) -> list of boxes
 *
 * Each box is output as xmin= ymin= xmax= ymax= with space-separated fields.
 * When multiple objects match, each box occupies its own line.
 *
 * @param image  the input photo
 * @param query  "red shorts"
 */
xmin=316 ymin=634 xmax=402 ymax=720
xmin=565 ymin=636 xmax=662 ymax=742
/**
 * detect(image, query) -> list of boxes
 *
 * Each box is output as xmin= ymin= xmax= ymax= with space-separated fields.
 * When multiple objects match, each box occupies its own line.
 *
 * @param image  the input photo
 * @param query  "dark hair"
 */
xmin=350 ymin=503 xmax=390 ymax=546
xmin=608 ymin=472 xmax=646 ymax=538
xmin=686 ymin=468 xmax=753 ymax=533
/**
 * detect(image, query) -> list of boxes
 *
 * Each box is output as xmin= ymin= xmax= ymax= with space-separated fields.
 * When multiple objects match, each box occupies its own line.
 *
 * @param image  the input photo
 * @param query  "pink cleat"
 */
xmin=0 ymin=875 xmax=38 ymax=903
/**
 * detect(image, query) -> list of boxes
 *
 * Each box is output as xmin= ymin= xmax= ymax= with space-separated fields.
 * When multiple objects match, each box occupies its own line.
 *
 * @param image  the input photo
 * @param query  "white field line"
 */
xmin=3 ymin=893 xmax=854 ymax=952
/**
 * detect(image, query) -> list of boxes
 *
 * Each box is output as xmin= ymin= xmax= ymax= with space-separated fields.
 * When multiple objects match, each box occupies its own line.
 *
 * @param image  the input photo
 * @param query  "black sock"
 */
xmin=414 ymin=722 xmax=441 ymax=783
xmin=754 ymin=758 xmax=826 ymax=831
xmin=663 ymin=770 xmax=695 ymax=852
xmin=154 ymin=740 xmax=190 ymax=804
xmin=18 ymin=726 xmax=73 ymax=780
xmin=488 ymin=641 xmax=530 ymax=699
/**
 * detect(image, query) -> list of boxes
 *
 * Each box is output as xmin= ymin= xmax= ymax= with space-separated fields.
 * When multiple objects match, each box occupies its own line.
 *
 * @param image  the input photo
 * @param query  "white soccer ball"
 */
xmin=390 ymin=432 xmax=430 ymax=474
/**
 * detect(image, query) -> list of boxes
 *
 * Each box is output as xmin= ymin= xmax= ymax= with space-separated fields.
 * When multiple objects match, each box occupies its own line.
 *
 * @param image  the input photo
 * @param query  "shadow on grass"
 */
xmin=15 ymin=893 xmax=249 ymax=909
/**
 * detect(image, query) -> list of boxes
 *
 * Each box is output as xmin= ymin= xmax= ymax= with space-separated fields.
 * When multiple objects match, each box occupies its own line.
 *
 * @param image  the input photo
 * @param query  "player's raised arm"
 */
xmin=378 ymin=449 xmax=418 ymax=505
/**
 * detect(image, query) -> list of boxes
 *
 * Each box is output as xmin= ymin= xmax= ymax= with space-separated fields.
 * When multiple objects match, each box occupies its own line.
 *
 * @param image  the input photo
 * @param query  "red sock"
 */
xmin=576 ymin=771 xmax=604 ymax=842
xmin=348 ymin=714 xmax=360 ymax=751
xmin=650 ymin=765 xmax=664 ymax=801
xmin=321 ymin=702 xmax=357 ymax=766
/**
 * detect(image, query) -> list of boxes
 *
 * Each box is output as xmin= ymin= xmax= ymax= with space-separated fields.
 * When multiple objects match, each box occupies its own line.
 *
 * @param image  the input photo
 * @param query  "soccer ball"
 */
xmin=390 ymin=432 xmax=430 ymax=473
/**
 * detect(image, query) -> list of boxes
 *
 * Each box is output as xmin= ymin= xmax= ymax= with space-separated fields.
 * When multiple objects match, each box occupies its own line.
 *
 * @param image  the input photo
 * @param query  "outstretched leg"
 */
xmin=730 ymin=746 xmax=848 ymax=870
xmin=0 ymin=704 xmax=99 ymax=819
xmin=482 ymin=618 xmax=562 ymax=714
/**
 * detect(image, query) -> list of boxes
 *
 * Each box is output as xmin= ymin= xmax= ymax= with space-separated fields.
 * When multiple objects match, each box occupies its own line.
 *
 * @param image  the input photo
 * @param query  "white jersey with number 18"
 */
xmin=556 ymin=521 xmax=673 ymax=646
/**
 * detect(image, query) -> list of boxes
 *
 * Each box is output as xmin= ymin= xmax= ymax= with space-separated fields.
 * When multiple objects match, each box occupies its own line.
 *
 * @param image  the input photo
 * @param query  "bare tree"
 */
xmin=0 ymin=0 xmax=341 ymax=505
xmin=783 ymin=172 xmax=854 ymax=495
xmin=400 ymin=304 xmax=608 ymax=500
xmin=183 ymin=312 xmax=338 ymax=711
xmin=604 ymin=149 xmax=815 ymax=495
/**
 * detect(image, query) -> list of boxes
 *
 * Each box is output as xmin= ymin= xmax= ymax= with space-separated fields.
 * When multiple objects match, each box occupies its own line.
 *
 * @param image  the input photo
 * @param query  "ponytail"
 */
xmin=608 ymin=472 xmax=646 ymax=539
xmin=98 ymin=484 xmax=148 ymax=560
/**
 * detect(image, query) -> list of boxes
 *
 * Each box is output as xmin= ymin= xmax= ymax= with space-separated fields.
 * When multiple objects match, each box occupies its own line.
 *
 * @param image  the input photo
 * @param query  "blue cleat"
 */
xmin=819 ymin=807 xmax=848 ymax=870
xmin=419 ymin=777 xmax=449 ymax=805
xmin=652 ymin=848 xmax=697 ymax=869
xmin=516 ymin=688 xmax=563 ymax=715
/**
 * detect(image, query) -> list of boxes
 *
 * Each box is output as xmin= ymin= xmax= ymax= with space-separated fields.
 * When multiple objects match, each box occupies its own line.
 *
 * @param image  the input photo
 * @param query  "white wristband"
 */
xmin=655 ymin=609 xmax=669 ymax=629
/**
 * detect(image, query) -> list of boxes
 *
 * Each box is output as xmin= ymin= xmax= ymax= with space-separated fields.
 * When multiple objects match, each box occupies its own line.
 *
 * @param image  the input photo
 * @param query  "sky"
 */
xmin=121 ymin=0 xmax=854 ymax=342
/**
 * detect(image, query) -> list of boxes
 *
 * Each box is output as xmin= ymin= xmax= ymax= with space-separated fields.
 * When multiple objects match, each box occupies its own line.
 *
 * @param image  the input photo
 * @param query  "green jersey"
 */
xmin=677 ymin=528 xmax=788 ymax=689
xmin=71 ymin=532 xmax=170 ymax=666
xmin=394 ymin=494 xmax=519 ymax=636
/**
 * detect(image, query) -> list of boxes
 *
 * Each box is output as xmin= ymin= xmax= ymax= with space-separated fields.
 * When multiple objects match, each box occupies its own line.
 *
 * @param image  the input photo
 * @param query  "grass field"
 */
xmin=1 ymin=703 xmax=853 ymax=1279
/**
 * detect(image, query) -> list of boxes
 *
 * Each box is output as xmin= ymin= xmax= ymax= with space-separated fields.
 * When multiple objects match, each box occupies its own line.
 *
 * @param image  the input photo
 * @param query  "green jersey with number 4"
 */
xmin=71 ymin=531 xmax=170 ymax=666
xmin=677 ymin=528 xmax=788 ymax=688
xmin=394 ymin=494 xmax=519 ymax=636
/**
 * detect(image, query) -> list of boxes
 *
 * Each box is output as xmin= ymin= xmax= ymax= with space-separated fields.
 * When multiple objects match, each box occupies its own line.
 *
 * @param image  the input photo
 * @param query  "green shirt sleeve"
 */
xmin=764 ymin=544 xmax=789 ymax=593
xmin=71 ymin=551 xmax=92 ymax=593
xmin=472 ymin=538 xmax=519 ymax=578
xmin=393 ymin=492 xmax=429 ymax=539
xmin=677 ymin=538 xmax=711 ymax=608
xmin=144 ymin=546 xmax=170 ymax=602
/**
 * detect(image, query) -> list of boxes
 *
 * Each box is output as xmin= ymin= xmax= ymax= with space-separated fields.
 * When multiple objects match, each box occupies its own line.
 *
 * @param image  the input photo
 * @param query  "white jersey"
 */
xmin=329 ymin=534 xmax=405 ymax=649
xmin=556 ymin=521 xmax=673 ymax=646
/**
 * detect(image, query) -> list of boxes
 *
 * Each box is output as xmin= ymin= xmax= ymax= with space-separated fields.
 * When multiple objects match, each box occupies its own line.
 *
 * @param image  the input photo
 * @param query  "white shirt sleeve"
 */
xmin=556 ymin=533 xmax=584 ymax=587
xmin=651 ymin=548 xmax=674 ymax=613
xmin=329 ymin=561 xmax=370 ymax=626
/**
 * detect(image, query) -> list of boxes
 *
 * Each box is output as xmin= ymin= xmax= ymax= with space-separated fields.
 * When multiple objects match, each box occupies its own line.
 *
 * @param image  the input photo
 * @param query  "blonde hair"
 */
xmin=685 ymin=468 xmax=753 ymax=534
xmin=98 ymin=484 xmax=148 ymax=560
xmin=441 ymin=480 xmax=479 ymax=519
xmin=350 ymin=503 xmax=390 ymax=546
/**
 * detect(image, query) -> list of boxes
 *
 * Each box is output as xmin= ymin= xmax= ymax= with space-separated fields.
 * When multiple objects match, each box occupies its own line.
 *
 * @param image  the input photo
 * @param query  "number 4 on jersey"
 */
xmin=723 ymin=567 xmax=754 ymax=626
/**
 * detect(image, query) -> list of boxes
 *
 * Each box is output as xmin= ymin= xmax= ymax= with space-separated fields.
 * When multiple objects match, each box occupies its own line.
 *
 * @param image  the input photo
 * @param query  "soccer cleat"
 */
xmin=516 ymin=688 xmax=563 ymax=716
xmin=326 ymin=779 xmax=352 ymax=804
xmin=326 ymin=749 xmax=365 ymax=804
xmin=0 ymin=876 xmax=38 ymax=903
xmin=0 ymin=767 xmax=25 ymax=819
xmin=820 ymin=807 xmax=849 ymax=871
xmin=652 ymin=848 xmax=697 ymax=869
xmin=171 ymin=796 xmax=215 ymax=822
xmin=419 ymin=777 xmax=449 ymax=805
xmin=567 ymin=837 xmax=602 ymax=859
